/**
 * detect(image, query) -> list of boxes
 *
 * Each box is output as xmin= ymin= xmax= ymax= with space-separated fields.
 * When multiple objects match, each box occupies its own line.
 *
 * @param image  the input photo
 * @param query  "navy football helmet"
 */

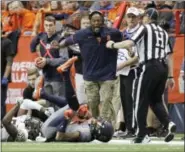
xmin=90 ymin=118 xmax=114 ymax=142
xmin=25 ymin=117 xmax=43 ymax=140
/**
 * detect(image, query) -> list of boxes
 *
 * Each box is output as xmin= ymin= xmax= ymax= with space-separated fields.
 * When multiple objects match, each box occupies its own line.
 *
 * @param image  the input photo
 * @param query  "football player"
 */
xmin=1 ymin=99 xmax=53 ymax=142
xmin=41 ymin=104 xmax=114 ymax=142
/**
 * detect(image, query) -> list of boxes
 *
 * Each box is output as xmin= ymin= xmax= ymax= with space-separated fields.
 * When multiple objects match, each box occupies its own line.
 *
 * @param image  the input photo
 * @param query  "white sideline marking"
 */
xmin=92 ymin=139 xmax=184 ymax=146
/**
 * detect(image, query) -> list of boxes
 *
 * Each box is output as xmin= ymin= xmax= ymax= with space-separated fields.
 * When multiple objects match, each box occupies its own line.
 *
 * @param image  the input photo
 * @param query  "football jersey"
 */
xmin=1 ymin=127 xmax=9 ymax=141
xmin=117 ymin=47 xmax=138 ymax=76
xmin=65 ymin=121 xmax=92 ymax=142
xmin=1 ymin=115 xmax=28 ymax=142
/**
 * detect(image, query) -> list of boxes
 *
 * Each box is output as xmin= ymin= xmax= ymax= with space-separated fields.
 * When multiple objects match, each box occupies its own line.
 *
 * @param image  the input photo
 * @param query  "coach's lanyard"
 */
xmin=40 ymin=40 xmax=54 ymax=59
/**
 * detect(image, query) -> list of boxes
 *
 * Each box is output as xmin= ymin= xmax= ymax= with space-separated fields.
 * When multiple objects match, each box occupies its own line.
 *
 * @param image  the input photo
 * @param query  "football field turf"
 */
xmin=2 ymin=138 xmax=184 ymax=152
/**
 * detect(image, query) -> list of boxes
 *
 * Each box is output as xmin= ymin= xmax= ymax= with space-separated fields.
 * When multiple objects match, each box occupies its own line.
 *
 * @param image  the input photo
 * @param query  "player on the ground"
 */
xmin=40 ymin=104 xmax=114 ymax=143
xmin=1 ymin=99 xmax=53 ymax=142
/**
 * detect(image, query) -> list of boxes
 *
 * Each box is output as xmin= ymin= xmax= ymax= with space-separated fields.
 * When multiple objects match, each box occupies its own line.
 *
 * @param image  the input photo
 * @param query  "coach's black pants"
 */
xmin=133 ymin=60 xmax=170 ymax=137
xmin=120 ymin=69 xmax=136 ymax=133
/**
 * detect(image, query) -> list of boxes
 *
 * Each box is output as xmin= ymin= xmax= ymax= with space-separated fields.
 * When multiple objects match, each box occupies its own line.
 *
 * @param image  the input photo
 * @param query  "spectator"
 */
xmin=90 ymin=1 xmax=113 ymax=11
xmin=116 ymin=7 xmax=140 ymax=138
xmin=21 ymin=1 xmax=31 ymax=10
xmin=129 ymin=1 xmax=145 ymax=9
xmin=31 ymin=1 xmax=51 ymax=36
xmin=2 ymin=2 xmax=21 ymax=55
xmin=28 ymin=1 xmax=41 ymax=11
xmin=7 ymin=1 xmax=36 ymax=35
xmin=80 ymin=14 xmax=91 ymax=29
xmin=61 ymin=1 xmax=79 ymax=12
xmin=47 ymin=1 xmax=69 ymax=32
xmin=62 ymin=12 xmax=84 ymax=31
xmin=173 ymin=1 xmax=185 ymax=34
xmin=50 ymin=1 xmax=62 ymax=11
xmin=155 ymin=1 xmax=165 ymax=9
xmin=30 ymin=16 xmax=68 ymax=109
xmin=77 ymin=1 xmax=94 ymax=11
xmin=158 ymin=2 xmax=174 ymax=29
xmin=165 ymin=1 xmax=176 ymax=8
xmin=2 ymin=2 xmax=18 ymax=36
xmin=23 ymin=67 xmax=40 ymax=101
xmin=158 ymin=2 xmax=176 ymax=51
xmin=17 ymin=67 xmax=50 ymax=122
xmin=99 ymin=1 xmax=114 ymax=11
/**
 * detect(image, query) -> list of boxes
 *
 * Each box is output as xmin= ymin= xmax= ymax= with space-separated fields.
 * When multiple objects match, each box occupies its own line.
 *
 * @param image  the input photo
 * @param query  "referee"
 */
xmin=106 ymin=8 xmax=176 ymax=143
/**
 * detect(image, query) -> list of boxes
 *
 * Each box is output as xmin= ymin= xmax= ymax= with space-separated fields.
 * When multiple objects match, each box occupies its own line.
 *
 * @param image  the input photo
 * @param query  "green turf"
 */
xmin=2 ymin=143 xmax=184 ymax=152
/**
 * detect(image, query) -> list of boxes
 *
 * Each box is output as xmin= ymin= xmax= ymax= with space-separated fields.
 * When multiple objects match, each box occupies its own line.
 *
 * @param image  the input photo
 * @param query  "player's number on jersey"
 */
xmin=118 ymin=52 xmax=128 ymax=61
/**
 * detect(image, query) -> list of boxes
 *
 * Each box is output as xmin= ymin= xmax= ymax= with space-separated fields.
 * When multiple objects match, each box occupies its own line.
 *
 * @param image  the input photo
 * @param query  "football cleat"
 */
xmin=164 ymin=121 xmax=176 ymax=142
xmin=131 ymin=135 xmax=151 ymax=144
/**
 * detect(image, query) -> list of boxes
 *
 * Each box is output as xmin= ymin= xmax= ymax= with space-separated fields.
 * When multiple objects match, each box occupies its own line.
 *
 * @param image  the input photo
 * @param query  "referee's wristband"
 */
xmin=168 ymin=76 xmax=174 ymax=79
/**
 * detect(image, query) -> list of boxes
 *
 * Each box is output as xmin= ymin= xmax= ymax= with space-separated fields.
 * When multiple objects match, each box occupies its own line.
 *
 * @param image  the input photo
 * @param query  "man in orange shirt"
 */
xmin=2 ymin=2 xmax=18 ymax=36
xmin=7 ymin=1 xmax=35 ymax=35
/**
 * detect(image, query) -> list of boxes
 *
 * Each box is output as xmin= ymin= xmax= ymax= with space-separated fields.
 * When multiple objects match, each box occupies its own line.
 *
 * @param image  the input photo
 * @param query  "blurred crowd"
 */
xmin=1 ymin=1 xmax=185 ymax=37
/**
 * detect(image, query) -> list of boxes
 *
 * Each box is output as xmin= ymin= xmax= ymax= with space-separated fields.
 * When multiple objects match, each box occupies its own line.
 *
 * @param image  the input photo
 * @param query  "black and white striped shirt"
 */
xmin=130 ymin=22 xmax=173 ymax=63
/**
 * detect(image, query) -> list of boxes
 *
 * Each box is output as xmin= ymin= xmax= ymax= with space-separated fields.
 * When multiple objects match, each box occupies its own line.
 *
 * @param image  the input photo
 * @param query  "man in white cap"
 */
xmin=115 ymin=7 xmax=140 ymax=138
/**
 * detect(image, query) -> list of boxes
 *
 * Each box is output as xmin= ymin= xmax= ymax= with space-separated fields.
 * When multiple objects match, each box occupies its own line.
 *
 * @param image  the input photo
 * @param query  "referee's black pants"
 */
xmin=133 ymin=59 xmax=170 ymax=137
xmin=120 ymin=69 xmax=136 ymax=133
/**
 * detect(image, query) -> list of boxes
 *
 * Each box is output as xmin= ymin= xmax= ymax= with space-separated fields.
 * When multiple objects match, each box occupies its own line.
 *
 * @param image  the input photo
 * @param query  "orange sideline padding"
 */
xmin=6 ymin=36 xmax=38 ymax=112
xmin=168 ymin=37 xmax=184 ymax=103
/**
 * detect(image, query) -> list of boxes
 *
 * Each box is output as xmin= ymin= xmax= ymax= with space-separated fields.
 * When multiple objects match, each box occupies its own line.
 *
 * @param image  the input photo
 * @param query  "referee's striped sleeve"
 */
xmin=164 ymin=30 xmax=172 ymax=55
xmin=166 ymin=42 xmax=173 ymax=54
xmin=130 ymin=25 xmax=146 ymax=44
xmin=166 ymin=40 xmax=173 ymax=55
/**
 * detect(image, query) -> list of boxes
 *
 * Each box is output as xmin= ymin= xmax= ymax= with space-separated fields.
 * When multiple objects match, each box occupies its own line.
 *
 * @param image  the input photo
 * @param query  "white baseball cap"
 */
xmin=126 ymin=7 xmax=140 ymax=16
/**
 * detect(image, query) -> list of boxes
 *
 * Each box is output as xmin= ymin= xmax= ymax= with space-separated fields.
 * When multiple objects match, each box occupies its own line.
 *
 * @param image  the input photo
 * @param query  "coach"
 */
xmin=52 ymin=11 xmax=122 ymax=122
xmin=106 ymin=8 xmax=176 ymax=143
